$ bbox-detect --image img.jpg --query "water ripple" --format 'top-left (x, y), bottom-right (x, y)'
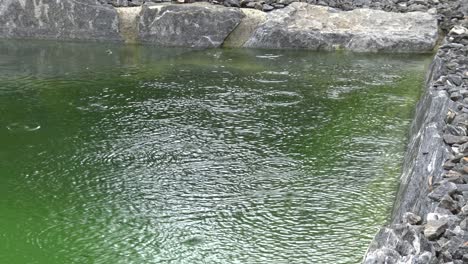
top-left (0, 42), bottom-right (430, 264)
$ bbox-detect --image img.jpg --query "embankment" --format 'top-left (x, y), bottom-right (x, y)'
top-left (363, 26), bottom-right (468, 263)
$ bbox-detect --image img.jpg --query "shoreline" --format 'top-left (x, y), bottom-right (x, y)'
top-left (364, 26), bottom-right (468, 263)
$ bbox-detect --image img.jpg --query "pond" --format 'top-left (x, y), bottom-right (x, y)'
top-left (0, 40), bottom-right (431, 263)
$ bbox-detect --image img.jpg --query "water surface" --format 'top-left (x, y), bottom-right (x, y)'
top-left (0, 40), bottom-right (430, 264)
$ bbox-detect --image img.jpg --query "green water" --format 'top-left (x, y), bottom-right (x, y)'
top-left (0, 40), bottom-right (430, 264)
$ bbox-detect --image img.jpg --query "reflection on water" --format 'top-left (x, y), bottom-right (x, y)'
top-left (0, 40), bottom-right (430, 264)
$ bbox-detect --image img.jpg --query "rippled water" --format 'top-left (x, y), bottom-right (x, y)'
top-left (0, 40), bottom-right (431, 264)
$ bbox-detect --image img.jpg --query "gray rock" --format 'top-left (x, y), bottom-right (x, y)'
top-left (111, 0), bottom-right (129, 6)
top-left (451, 91), bottom-right (463, 101)
top-left (129, 0), bottom-right (143, 6)
top-left (424, 219), bottom-right (449, 240)
top-left (277, 0), bottom-right (294, 5)
top-left (263, 4), bottom-right (275, 11)
top-left (440, 250), bottom-right (453, 262)
top-left (453, 243), bottom-right (468, 260)
top-left (363, 247), bottom-right (400, 264)
top-left (444, 161), bottom-right (456, 170)
top-left (429, 182), bottom-right (458, 201)
top-left (245, 2), bottom-right (257, 8)
top-left (461, 205), bottom-right (468, 215)
top-left (0, 0), bottom-right (122, 42)
top-left (447, 110), bottom-right (457, 124)
top-left (138, 3), bottom-right (244, 48)
top-left (439, 194), bottom-right (460, 213)
top-left (403, 212), bottom-right (423, 225)
top-left (417, 251), bottom-right (435, 263)
top-left (272, 4), bottom-right (285, 8)
top-left (446, 169), bottom-right (463, 177)
top-left (441, 235), bottom-right (464, 255)
top-left (460, 90), bottom-right (468, 97)
top-left (460, 218), bottom-right (468, 231)
top-left (449, 74), bottom-right (464, 86)
top-left (458, 142), bottom-right (468, 153)
top-left (224, 0), bottom-right (240, 7)
top-left (463, 254), bottom-right (468, 262)
top-left (408, 3), bottom-right (428, 12)
top-left (243, 3), bottom-right (438, 52)
top-left (456, 184), bottom-right (468, 192)
top-left (446, 125), bottom-right (467, 137)
top-left (451, 113), bottom-right (468, 127)
top-left (428, 213), bottom-right (462, 231)
top-left (443, 134), bottom-right (468, 145)
top-left (434, 206), bottom-right (453, 215)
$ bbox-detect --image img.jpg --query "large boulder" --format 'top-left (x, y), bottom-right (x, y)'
top-left (243, 2), bottom-right (439, 52)
top-left (0, 0), bottom-right (122, 41)
top-left (138, 3), bottom-right (244, 48)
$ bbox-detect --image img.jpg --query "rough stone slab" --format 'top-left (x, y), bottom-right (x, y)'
top-left (244, 2), bottom-right (439, 52)
top-left (0, 0), bottom-right (122, 42)
top-left (138, 3), bottom-right (244, 48)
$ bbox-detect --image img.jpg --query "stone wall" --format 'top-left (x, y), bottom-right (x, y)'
top-left (101, 0), bottom-right (467, 32)
top-left (0, 1), bottom-right (439, 53)
top-left (363, 25), bottom-right (468, 264)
